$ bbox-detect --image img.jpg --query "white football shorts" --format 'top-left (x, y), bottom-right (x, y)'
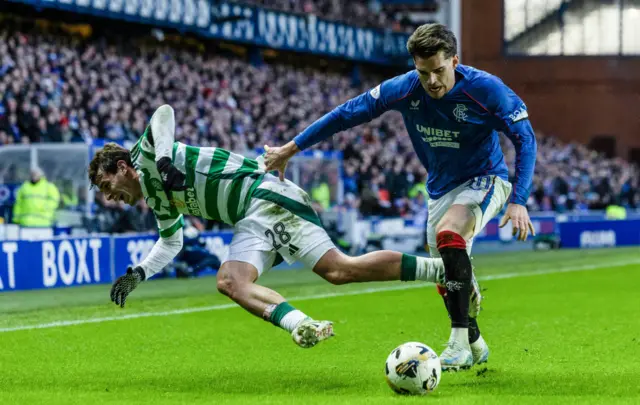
top-left (224, 174), bottom-right (335, 276)
top-left (426, 175), bottom-right (512, 257)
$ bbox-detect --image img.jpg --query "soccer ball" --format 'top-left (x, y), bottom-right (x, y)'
top-left (384, 342), bottom-right (441, 395)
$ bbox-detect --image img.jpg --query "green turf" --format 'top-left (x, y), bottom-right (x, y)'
top-left (1, 247), bottom-right (639, 404)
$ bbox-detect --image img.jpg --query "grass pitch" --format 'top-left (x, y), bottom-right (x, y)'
top-left (1, 247), bottom-right (639, 404)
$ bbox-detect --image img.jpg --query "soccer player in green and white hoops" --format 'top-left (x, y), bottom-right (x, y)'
top-left (89, 104), bottom-right (481, 349)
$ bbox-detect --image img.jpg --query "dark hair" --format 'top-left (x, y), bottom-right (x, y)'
top-left (88, 143), bottom-right (132, 186)
top-left (406, 23), bottom-right (457, 59)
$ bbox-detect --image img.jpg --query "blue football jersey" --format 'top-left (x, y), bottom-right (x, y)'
top-left (294, 64), bottom-right (537, 206)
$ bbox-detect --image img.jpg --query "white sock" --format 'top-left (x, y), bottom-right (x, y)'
top-left (415, 257), bottom-right (444, 283)
top-left (449, 327), bottom-right (470, 346)
top-left (470, 334), bottom-right (486, 350)
top-left (279, 310), bottom-right (308, 333)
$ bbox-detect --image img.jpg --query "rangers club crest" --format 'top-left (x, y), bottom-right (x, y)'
top-left (453, 104), bottom-right (468, 122)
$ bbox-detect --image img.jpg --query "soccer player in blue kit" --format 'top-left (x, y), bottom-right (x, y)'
top-left (264, 23), bottom-right (537, 370)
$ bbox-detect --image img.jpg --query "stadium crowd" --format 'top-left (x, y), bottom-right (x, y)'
top-left (0, 24), bottom-right (638, 234)
top-left (229, 0), bottom-right (437, 33)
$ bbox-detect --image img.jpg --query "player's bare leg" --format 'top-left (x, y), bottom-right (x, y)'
top-left (312, 248), bottom-right (446, 285)
top-left (217, 261), bottom-right (333, 348)
top-left (434, 204), bottom-right (476, 371)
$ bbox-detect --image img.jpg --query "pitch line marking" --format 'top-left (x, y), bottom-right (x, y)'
top-left (1, 258), bottom-right (638, 333)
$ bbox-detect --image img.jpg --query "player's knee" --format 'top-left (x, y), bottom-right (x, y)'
top-left (216, 273), bottom-right (233, 297)
top-left (316, 266), bottom-right (353, 285)
top-left (436, 205), bottom-right (475, 238)
top-left (216, 271), bottom-right (245, 300)
top-left (216, 261), bottom-right (259, 300)
top-left (436, 219), bottom-right (470, 238)
top-left (322, 269), bottom-right (353, 285)
top-left (313, 249), bottom-right (353, 285)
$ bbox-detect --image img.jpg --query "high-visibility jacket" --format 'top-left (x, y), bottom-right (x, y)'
top-left (311, 182), bottom-right (331, 210)
top-left (408, 182), bottom-right (428, 199)
top-left (62, 191), bottom-right (79, 208)
top-left (606, 205), bottom-right (627, 220)
top-left (12, 178), bottom-right (60, 227)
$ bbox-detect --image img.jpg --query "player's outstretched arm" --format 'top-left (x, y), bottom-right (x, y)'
top-left (149, 104), bottom-right (188, 192)
top-left (264, 74), bottom-right (412, 179)
top-left (110, 228), bottom-right (184, 308)
top-left (264, 90), bottom-right (384, 180)
top-left (149, 104), bottom-right (175, 161)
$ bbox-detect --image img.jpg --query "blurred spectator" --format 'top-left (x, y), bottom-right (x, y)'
top-left (3, 113), bottom-right (21, 141)
top-left (122, 199), bottom-right (156, 233)
top-left (89, 191), bottom-right (125, 233)
top-left (310, 173), bottom-right (331, 211)
top-left (342, 164), bottom-right (359, 195)
top-left (408, 172), bottom-right (428, 201)
top-left (88, 192), bottom-right (156, 234)
top-left (12, 167), bottom-right (60, 227)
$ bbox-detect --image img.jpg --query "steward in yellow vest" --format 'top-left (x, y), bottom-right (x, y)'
top-left (12, 168), bottom-right (60, 227)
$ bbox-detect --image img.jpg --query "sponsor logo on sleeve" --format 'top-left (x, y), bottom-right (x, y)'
top-left (509, 104), bottom-right (529, 123)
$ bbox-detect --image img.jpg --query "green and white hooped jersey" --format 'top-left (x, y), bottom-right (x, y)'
top-left (130, 131), bottom-right (265, 237)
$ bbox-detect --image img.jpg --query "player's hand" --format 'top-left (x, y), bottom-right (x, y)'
top-left (110, 266), bottom-right (145, 308)
top-left (499, 203), bottom-right (535, 242)
top-left (263, 142), bottom-right (299, 181)
top-left (156, 157), bottom-right (188, 192)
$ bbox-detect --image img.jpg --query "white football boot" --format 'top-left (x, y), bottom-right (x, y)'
top-left (440, 339), bottom-right (474, 372)
top-left (470, 335), bottom-right (490, 365)
top-left (292, 319), bottom-right (335, 348)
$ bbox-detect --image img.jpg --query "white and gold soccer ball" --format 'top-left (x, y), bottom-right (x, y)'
top-left (384, 342), bottom-right (441, 395)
